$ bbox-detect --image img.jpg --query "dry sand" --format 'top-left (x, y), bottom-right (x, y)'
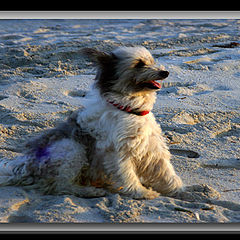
top-left (0, 19), bottom-right (240, 224)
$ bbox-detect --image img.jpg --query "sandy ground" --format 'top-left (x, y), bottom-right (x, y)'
top-left (0, 19), bottom-right (240, 223)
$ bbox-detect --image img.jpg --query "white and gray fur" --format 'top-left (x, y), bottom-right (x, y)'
top-left (0, 46), bottom-right (183, 199)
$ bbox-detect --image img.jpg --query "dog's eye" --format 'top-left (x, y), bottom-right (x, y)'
top-left (135, 60), bottom-right (146, 68)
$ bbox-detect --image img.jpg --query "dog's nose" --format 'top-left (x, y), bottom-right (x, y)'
top-left (159, 70), bottom-right (169, 79)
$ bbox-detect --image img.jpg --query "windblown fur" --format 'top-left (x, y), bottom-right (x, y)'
top-left (0, 46), bottom-right (184, 199)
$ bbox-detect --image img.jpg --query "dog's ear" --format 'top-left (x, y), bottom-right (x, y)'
top-left (81, 48), bottom-right (114, 66)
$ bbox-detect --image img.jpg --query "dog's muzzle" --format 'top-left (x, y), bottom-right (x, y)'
top-left (159, 70), bottom-right (169, 79)
top-left (141, 70), bottom-right (169, 90)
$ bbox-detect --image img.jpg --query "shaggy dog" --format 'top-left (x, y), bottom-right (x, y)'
top-left (0, 46), bottom-right (216, 200)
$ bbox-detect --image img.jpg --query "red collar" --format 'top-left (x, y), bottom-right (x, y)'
top-left (107, 100), bottom-right (150, 116)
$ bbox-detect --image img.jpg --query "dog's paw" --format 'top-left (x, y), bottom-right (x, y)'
top-left (142, 189), bottom-right (160, 200)
top-left (173, 184), bottom-right (220, 202)
top-left (131, 188), bottom-right (160, 200)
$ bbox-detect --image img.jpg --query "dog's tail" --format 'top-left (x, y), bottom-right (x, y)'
top-left (0, 155), bottom-right (33, 186)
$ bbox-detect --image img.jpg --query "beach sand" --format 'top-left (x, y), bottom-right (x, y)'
top-left (0, 19), bottom-right (240, 223)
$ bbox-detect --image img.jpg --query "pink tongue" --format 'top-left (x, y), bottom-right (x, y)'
top-left (151, 80), bottom-right (161, 88)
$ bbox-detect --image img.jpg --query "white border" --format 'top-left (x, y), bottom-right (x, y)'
top-left (0, 11), bottom-right (239, 19)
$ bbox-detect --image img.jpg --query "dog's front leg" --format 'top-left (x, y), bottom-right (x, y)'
top-left (104, 153), bottom-right (159, 200)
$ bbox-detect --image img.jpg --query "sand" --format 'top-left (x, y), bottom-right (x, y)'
top-left (0, 19), bottom-right (240, 224)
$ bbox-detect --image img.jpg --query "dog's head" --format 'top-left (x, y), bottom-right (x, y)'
top-left (81, 46), bottom-right (169, 96)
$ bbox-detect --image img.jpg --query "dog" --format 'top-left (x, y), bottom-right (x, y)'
top-left (0, 46), bottom-right (185, 199)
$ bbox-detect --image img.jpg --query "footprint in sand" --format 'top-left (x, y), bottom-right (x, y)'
top-left (0, 95), bottom-right (8, 101)
top-left (170, 148), bottom-right (200, 159)
top-left (159, 81), bottom-right (213, 97)
top-left (63, 89), bottom-right (87, 98)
